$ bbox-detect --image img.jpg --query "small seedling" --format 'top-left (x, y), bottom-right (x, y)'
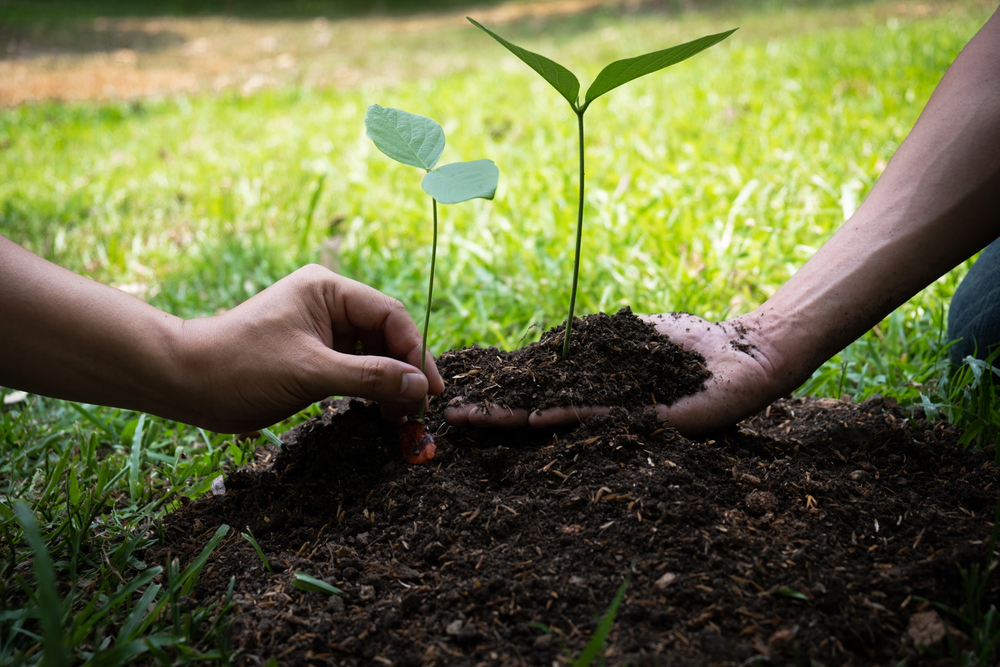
top-left (292, 572), bottom-right (341, 596)
top-left (365, 104), bottom-right (498, 460)
top-left (240, 527), bottom-right (272, 572)
top-left (530, 571), bottom-right (630, 666)
top-left (771, 586), bottom-right (810, 601)
top-left (468, 18), bottom-right (736, 359)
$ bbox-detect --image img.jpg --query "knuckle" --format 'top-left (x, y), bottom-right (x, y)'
top-left (359, 357), bottom-right (387, 396)
top-left (297, 263), bottom-right (332, 291)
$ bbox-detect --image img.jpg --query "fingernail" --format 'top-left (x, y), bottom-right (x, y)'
top-left (400, 372), bottom-right (427, 400)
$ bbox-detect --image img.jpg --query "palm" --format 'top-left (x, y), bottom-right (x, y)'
top-left (637, 313), bottom-right (781, 435)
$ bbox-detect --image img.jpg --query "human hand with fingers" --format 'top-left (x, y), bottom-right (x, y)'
top-left (177, 264), bottom-right (445, 432)
top-left (0, 236), bottom-right (443, 433)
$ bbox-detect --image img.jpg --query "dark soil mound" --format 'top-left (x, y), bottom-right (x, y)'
top-left (147, 392), bottom-right (1000, 666)
top-left (437, 307), bottom-right (711, 412)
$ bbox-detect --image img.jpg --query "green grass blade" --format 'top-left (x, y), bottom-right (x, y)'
top-left (36, 445), bottom-right (72, 507)
top-left (178, 524), bottom-right (231, 598)
top-left (128, 414), bottom-right (146, 502)
top-left (291, 572), bottom-right (341, 595)
top-left (240, 528), bottom-right (272, 572)
top-left (71, 567), bottom-right (162, 643)
top-left (13, 502), bottom-right (68, 667)
top-left (298, 172), bottom-right (327, 256)
top-left (117, 582), bottom-right (162, 642)
top-left (574, 574), bottom-right (629, 666)
top-left (467, 17), bottom-right (580, 109)
top-left (584, 29), bottom-right (738, 107)
top-left (68, 402), bottom-right (117, 442)
top-left (90, 634), bottom-right (184, 666)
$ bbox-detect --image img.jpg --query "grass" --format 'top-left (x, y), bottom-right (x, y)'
top-left (2, 0), bottom-right (999, 662)
top-left (531, 569), bottom-right (630, 666)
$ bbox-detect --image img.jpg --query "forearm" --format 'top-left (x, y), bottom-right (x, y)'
top-left (0, 235), bottom-right (194, 420)
top-left (753, 7), bottom-right (1000, 387)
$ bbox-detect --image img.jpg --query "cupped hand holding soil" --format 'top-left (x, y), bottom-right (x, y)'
top-left (443, 311), bottom-right (791, 436)
top-left (439, 308), bottom-right (796, 436)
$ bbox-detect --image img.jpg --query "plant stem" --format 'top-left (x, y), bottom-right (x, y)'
top-left (418, 198), bottom-right (439, 422)
top-left (562, 109), bottom-right (586, 361)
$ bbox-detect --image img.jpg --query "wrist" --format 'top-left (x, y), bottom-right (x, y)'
top-left (165, 315), bottom-right (223, 428)
top-left (732, 305), bottom-right (817, 401)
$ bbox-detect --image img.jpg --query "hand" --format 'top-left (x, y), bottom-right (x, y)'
top-left (443, 312), bottom-right (789, 437)
top-left (178, 264), bottom-right (444, 432)
top-left (1, 235), bottom-right (441, 432)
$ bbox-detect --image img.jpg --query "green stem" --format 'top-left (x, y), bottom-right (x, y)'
top-left (418, 198), bottom-right (439, 422)
top-left (562, 109), bottom-right (586, 361)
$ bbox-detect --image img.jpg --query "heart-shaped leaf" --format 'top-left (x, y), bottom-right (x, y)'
top-left (365, 104), bottom-right (445, 170)
top-left (467, 17), bottom-right (580, 110)
top-left (422, 159), bottom-right (499, 204)
top-left (584, 28), bottom-right (737, 108)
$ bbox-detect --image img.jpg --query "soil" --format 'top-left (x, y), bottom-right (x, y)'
top-left (145, 310), bottom-right (1000, 666)
top-left (438, 307), bottom-right (711, 412)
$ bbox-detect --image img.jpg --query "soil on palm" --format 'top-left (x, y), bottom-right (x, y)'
top-left (437, 307), bottom-right (712, 412)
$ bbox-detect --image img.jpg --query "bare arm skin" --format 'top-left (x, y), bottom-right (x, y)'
top-left (0, 236), bottom-right (444, 433)
top-left (446, 7), bottom-right (1000, 435)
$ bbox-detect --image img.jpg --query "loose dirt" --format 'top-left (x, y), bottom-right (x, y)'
top-left (146, 311), bottom-right (1000, 666)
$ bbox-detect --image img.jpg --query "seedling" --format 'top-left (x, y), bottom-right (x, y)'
top-left (292, 572), bottom-right (341, 596)
top-left (530, 570), bottom-right (630, 666)
top-left (468, 18), bottom-right (736, 359)
top-left (365, 105), bottom-right (498, 459)
top-left (240, 527), bottom-right (272, 572)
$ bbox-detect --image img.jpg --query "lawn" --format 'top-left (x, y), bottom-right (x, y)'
top-left (1, 0), bottom-right (998, 663)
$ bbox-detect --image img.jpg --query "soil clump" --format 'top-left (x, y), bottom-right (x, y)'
top-left (146, 313), bottom-right (1000, 666)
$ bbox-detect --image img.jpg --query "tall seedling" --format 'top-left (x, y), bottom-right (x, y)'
top-left (365, 105), bottom-right (499, 425)
top-left (468, 18), bottom-right (737, 360)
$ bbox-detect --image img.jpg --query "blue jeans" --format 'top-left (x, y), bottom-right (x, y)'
top-left (948, 237), bottom-right (1000, 364)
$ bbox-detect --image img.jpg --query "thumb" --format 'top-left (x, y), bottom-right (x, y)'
top-left (319, 352), bottom-right (430, 404)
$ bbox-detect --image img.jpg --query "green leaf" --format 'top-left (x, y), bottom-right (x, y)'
top-left (574, 573), bottom-right (629, 666)
top-left (772, 587), bottom-right (809, 601)
top-left (584, 28), bottom-right (737, 107)
top-left (422, 159), bottom-right (499, 204)
top-left (178, 524), bottom-right (230, 598)
top-left (14, 502), bottom-right (68, 667)
top-left (260, 427), bottom-right (283, 449)
top-left (467, 17), bottom-right (580, 110)
top-left (292, 572), bottom-right (341, 595)
top-left (241, 528), bottom-right (272, 572)
top-left (128, 413), bottom-right (145, 502)
top-left (365, 104), bottom-right (445, 170)
top-left (68, 467), bottom-right (80, 507)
